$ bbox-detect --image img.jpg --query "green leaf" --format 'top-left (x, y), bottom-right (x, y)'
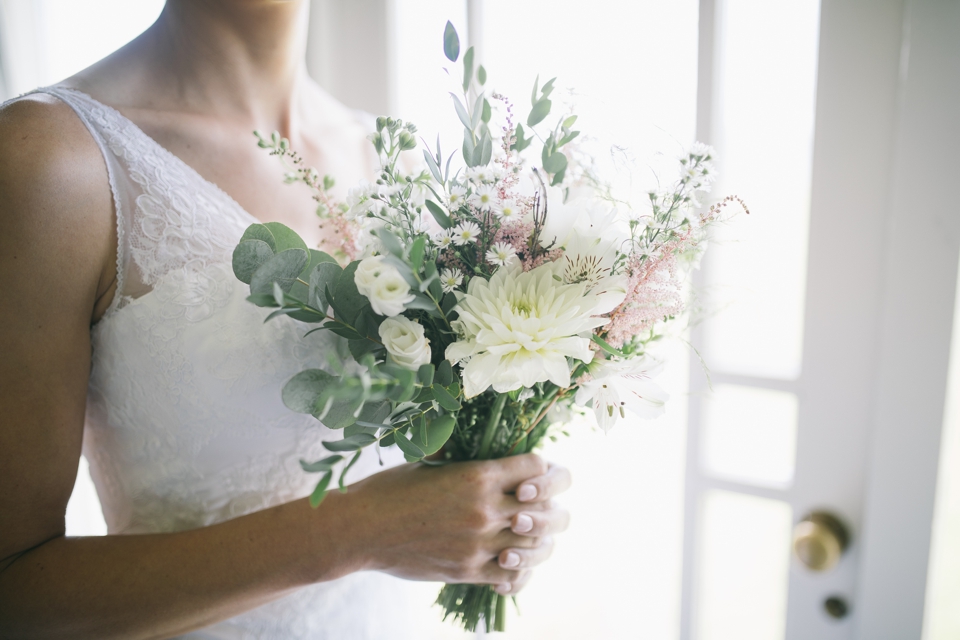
top-left (332, 261), bottom-right (365, 325)
top-left (441, 292), bottom-right (459, 314)
top-left (433, 384), bottom-right (462, 411)
top-left (424, 261), bottom-right (443, 299)
top-left (246, 293), bottom-right (280, 308)
top-left (308, 261), bottom-right (343, 312)
top-left (413, 387), bottom-right (434, 403)
top-left (300, 454), bottom-right (343, 473)
top-left (479, 132), bottom-right (493, 166)
top-left (282, 369), bottom-right (337, 414)
top-left (379, 432), bottom-right (396, 447)
top-left (550, 166), bottom-right (567, 186)
top-left (411, 414), bottom-right (456, 456)
top-left (541, 77), bottom-right (557, 99)
top-left (462, 46), bottom-right (474, 92)
top-left (417, 363), bottom-right (435, 387)
top-left (462, 128), bottom-right (477, 167)
top-left (409, 235), bottom-right (427, 271)
top-left (374, 227), bottom-right (404, 258)
top-left (357, 400), bottom-right (391, 427)
top-left (308, 470), bottom-right (334, 508)
top-left (481, 98), bottom-right (492, 123)
top-left (262, 221), bottom-right (309, 252)
top-left (477, 65), bottom-right (487, 85)
top-left (395, 432), bottom-right (425, 459)
top-left (423, 150), bottom-right (443, 184)
top-left (443, 20), bottom-right (460, 62)
top-left (471, 93), bottom-right (484, 131)
top-left (250, 248), bottom-right (309, 295)
top-left (239, 224), bottom-right (277, 252)
top-left (543, 151), bottom-right (568, 175)
top-left (436, 360), bottom-right (454, 387)
top-left (424, 200), bottom-right (452, 229)
top-left (531, 75), bottom-right (539, 107)
top-left (527, 99), bottom-right (552, 127)
top-left (233, 239), bottom-right (275, 284)
top-left (322, 433), bottom-right (377, 452)
top-left (348, 337), bottom-right (380, 360)
top-left (323, 321), bottom-right (363, 341)
top-left (339, 450), bottom-right (363, 493)
top-left (451, 94), bottom-right (472, 131)
top-left (591, 333), bottom-right (628, 358)
top-left (558, 130), bottom-right (581, 148)
top-left (562, 115), bottom-right (578, 129)
top-left (272, 282), bottom-right (285, 307)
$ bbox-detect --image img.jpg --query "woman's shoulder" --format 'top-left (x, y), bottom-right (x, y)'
top-left (0, 92), bottom-right (117, 318)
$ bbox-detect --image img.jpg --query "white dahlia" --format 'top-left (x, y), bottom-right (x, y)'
top-left (445, 262), bottom-right (610, 398)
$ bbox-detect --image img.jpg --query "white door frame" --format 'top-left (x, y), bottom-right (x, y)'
top-left (680, 1), bottom-right (960, 639)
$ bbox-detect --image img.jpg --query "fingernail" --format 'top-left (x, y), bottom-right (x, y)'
top-left (495, 582), bottom-right (511, 594)
top-left (517, 484), bottom-right (537, 502)
top-left (513, 513), bottom-right (533, 533)
top-left (501, 551), bottom-right (520, 568)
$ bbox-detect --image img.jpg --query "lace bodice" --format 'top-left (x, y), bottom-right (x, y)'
top-left (25, 86), bottom-right (417, 639)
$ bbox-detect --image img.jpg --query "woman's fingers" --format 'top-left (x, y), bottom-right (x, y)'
top-left (495, 569), bottom-right (532, 595)
top-left (513, 462), bottom-right (572, 503)
top-left (510, 503), bottom-right (570, 537)
top-left (498, 536), bottom-right (555, 571)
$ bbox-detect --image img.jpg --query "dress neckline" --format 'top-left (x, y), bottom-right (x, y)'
top-left (52, 85), bottom-right (261, 228)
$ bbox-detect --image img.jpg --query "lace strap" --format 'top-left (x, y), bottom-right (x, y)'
top-left (29, 86), bottom-right (127, 318)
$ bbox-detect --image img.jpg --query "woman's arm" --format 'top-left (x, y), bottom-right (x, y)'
top-left (0, 97), bottom-right (571, 640)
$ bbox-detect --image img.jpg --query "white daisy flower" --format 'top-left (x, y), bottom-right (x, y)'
top-left (453, 221), bottom-right (481, 245)
top-left (469, 185), bottom-right (497, 211)
top-left (446, 186), bottom-right (468, 209)
top-left (496, 199), bottom-right (520, 220)
top-left (440, 268), bottom-right (464, 293)
top-left (434, 229), bottom-right (456, 249)
top-left (486, 242), bottom-right (517, 267)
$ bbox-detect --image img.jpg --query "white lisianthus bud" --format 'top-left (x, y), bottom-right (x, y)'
top-left (379, 316), bottom-right (432, 370)
top-left (354, 256), bottom-right (416, 317)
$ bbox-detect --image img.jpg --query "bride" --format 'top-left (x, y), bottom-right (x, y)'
top-left (0, 1), bottom-right (572, 637)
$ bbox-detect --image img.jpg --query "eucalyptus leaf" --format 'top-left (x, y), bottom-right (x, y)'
top-left (232, 239), bottom-right (275, 284)
top-left (339, 449), bottom-right (363, 492)
top-left (322, 433), bottom-right (378, 452)
top-left (332, 261), bottom-right (365, 326)
top-left (543, 151), bottom-right (568, 175)
top-left (246, 293), bottom-right (280, 308)
top-left (477, 65), bottom-right (487, 85)
top-left (417, 363), bottom-right (435, 387)
top-left (395, 433), bottom-right (425, 459)
top-left (411, 414), bottom-right (456, 456)
top-left (300, 454), bottom-right (343, 473)
top-left (409, 235), bottom-right (427, 271)
top-left (562, 115), bottom-right (578, 129)
top-left (357, 400), bottom-right (391, 427)
top-left (471, 93), bottom-right (483, 131)
top-left (462, 128), bottom-right (477, 167)
top-left (348, 337), bottom-right (381, 360)
top-left (424, 200), bottom-right (452, 229)
top-left (527, 99), bottom-right (552, 127)
top-left (443, 20), bottom-right (460, 62)
top-left (250, 248), bottom-right (309, 295)
top-left (306, 261), bottom-right (342, 312)
top-left (481, 98), bottom-right (491, 124)
top-left (451, 94), bottom-right (472, 131)
top-left (239, 224), bottom-right (277, 252)
top-left (436, 360), bottom-right (454, 387)
top-left (433, 384), bottom-right (462, 411)
top-left (423, 150), bottom-right (443, 184)
top-left (479, 132), bottom-right (493, 166)
top-left (308, 470), bottom-right (333, 508)
top-left (462, 46), bottom-right (474, 91)
top-left (374, 227), bottom-right (404, 258)
top-left (262, 221), bottom-right (309, 253)
top-left (282, 369), bottom-right (336, 415)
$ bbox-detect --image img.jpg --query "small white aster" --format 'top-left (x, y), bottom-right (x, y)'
top-left (440, 268), bottom-right (464, 293)
top-left (486, 242), bottom-right (517, 266)
top-left (446, 185), bottom-right (467, 209)
top-left (469, 185), bottom-right (498, 211)
top-left (496, 199), bottom-right (520, 220)
top-left (434, 230), bottom-right (456, 249)
top-left (453, 221), bottom-right (481, 245)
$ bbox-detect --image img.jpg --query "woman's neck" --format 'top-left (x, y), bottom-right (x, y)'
top-left (137, 0), bottom-right (310, 132)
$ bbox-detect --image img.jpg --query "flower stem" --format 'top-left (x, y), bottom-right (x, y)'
top-left (477, 393), bottom-right (507, 460)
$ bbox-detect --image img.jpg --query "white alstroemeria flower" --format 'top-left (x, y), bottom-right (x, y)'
top-left (354, 256), bottom-right (415, 317)
top-left (453, 222), bottom-right (481, 246)
top-left (445, 261), bottom-right (610, 398)
top-left (470, 185), bottom-right (498, 211)
top-left (574, 356), bottom-right (668, 432)
top-left (560, 233), bottom-right (629, 314)
top-left (446, 185), bottom-right (468, 209)
top-left (496, 199), bottom-right (521, 221)
top-left (486, 242), bottom-right (517, 267)
top-left (434, 229), bottom-right (456, 249)
top-left (379, 316), bottom-right (432, 371)
top-left (344, 181), bottom-right (383, 220)
top-left (440, 268), bottom-right (463, 293)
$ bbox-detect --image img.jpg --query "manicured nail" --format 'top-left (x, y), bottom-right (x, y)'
top-left (502, 551), bottom-right (520, 568)
top-left (495, 582), bottom-right (512, 594)
top-left (517, 484), bottom-right (537, 502)
top-left (513, 513), bottom-right (533, 533)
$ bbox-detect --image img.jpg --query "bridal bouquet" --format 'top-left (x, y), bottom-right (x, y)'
top-left (232, 22), bottom-right (741, 633)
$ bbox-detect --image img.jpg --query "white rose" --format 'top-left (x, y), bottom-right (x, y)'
top-left (379, 316), bottom-right (432, 370)
top-left (354, 256), bottom-right (415, 317)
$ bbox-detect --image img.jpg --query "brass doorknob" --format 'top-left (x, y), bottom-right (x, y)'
top-left (792, 511), bottom-right (850, 572)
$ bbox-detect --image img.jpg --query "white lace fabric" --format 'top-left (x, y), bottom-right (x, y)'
top-left (19, 86), bottom-right (415, 639)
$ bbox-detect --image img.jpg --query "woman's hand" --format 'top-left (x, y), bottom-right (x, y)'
top-left (335, 453), bottom-right (571, 595)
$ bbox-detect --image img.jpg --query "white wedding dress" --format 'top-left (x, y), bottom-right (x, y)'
top-left (22, 86), bottom-right (419, 639)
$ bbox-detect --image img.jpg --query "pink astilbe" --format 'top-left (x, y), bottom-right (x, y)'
top-left (604, 243), bottom-right (685, 348)
top-left (317, 215), bottom-right (360, 263)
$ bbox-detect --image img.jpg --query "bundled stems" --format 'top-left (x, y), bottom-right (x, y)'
top-left (477, 393), bottom-right (508, 459)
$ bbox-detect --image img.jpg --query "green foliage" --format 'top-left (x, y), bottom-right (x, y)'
top-left (443, 21), bottom-right (460, 62)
